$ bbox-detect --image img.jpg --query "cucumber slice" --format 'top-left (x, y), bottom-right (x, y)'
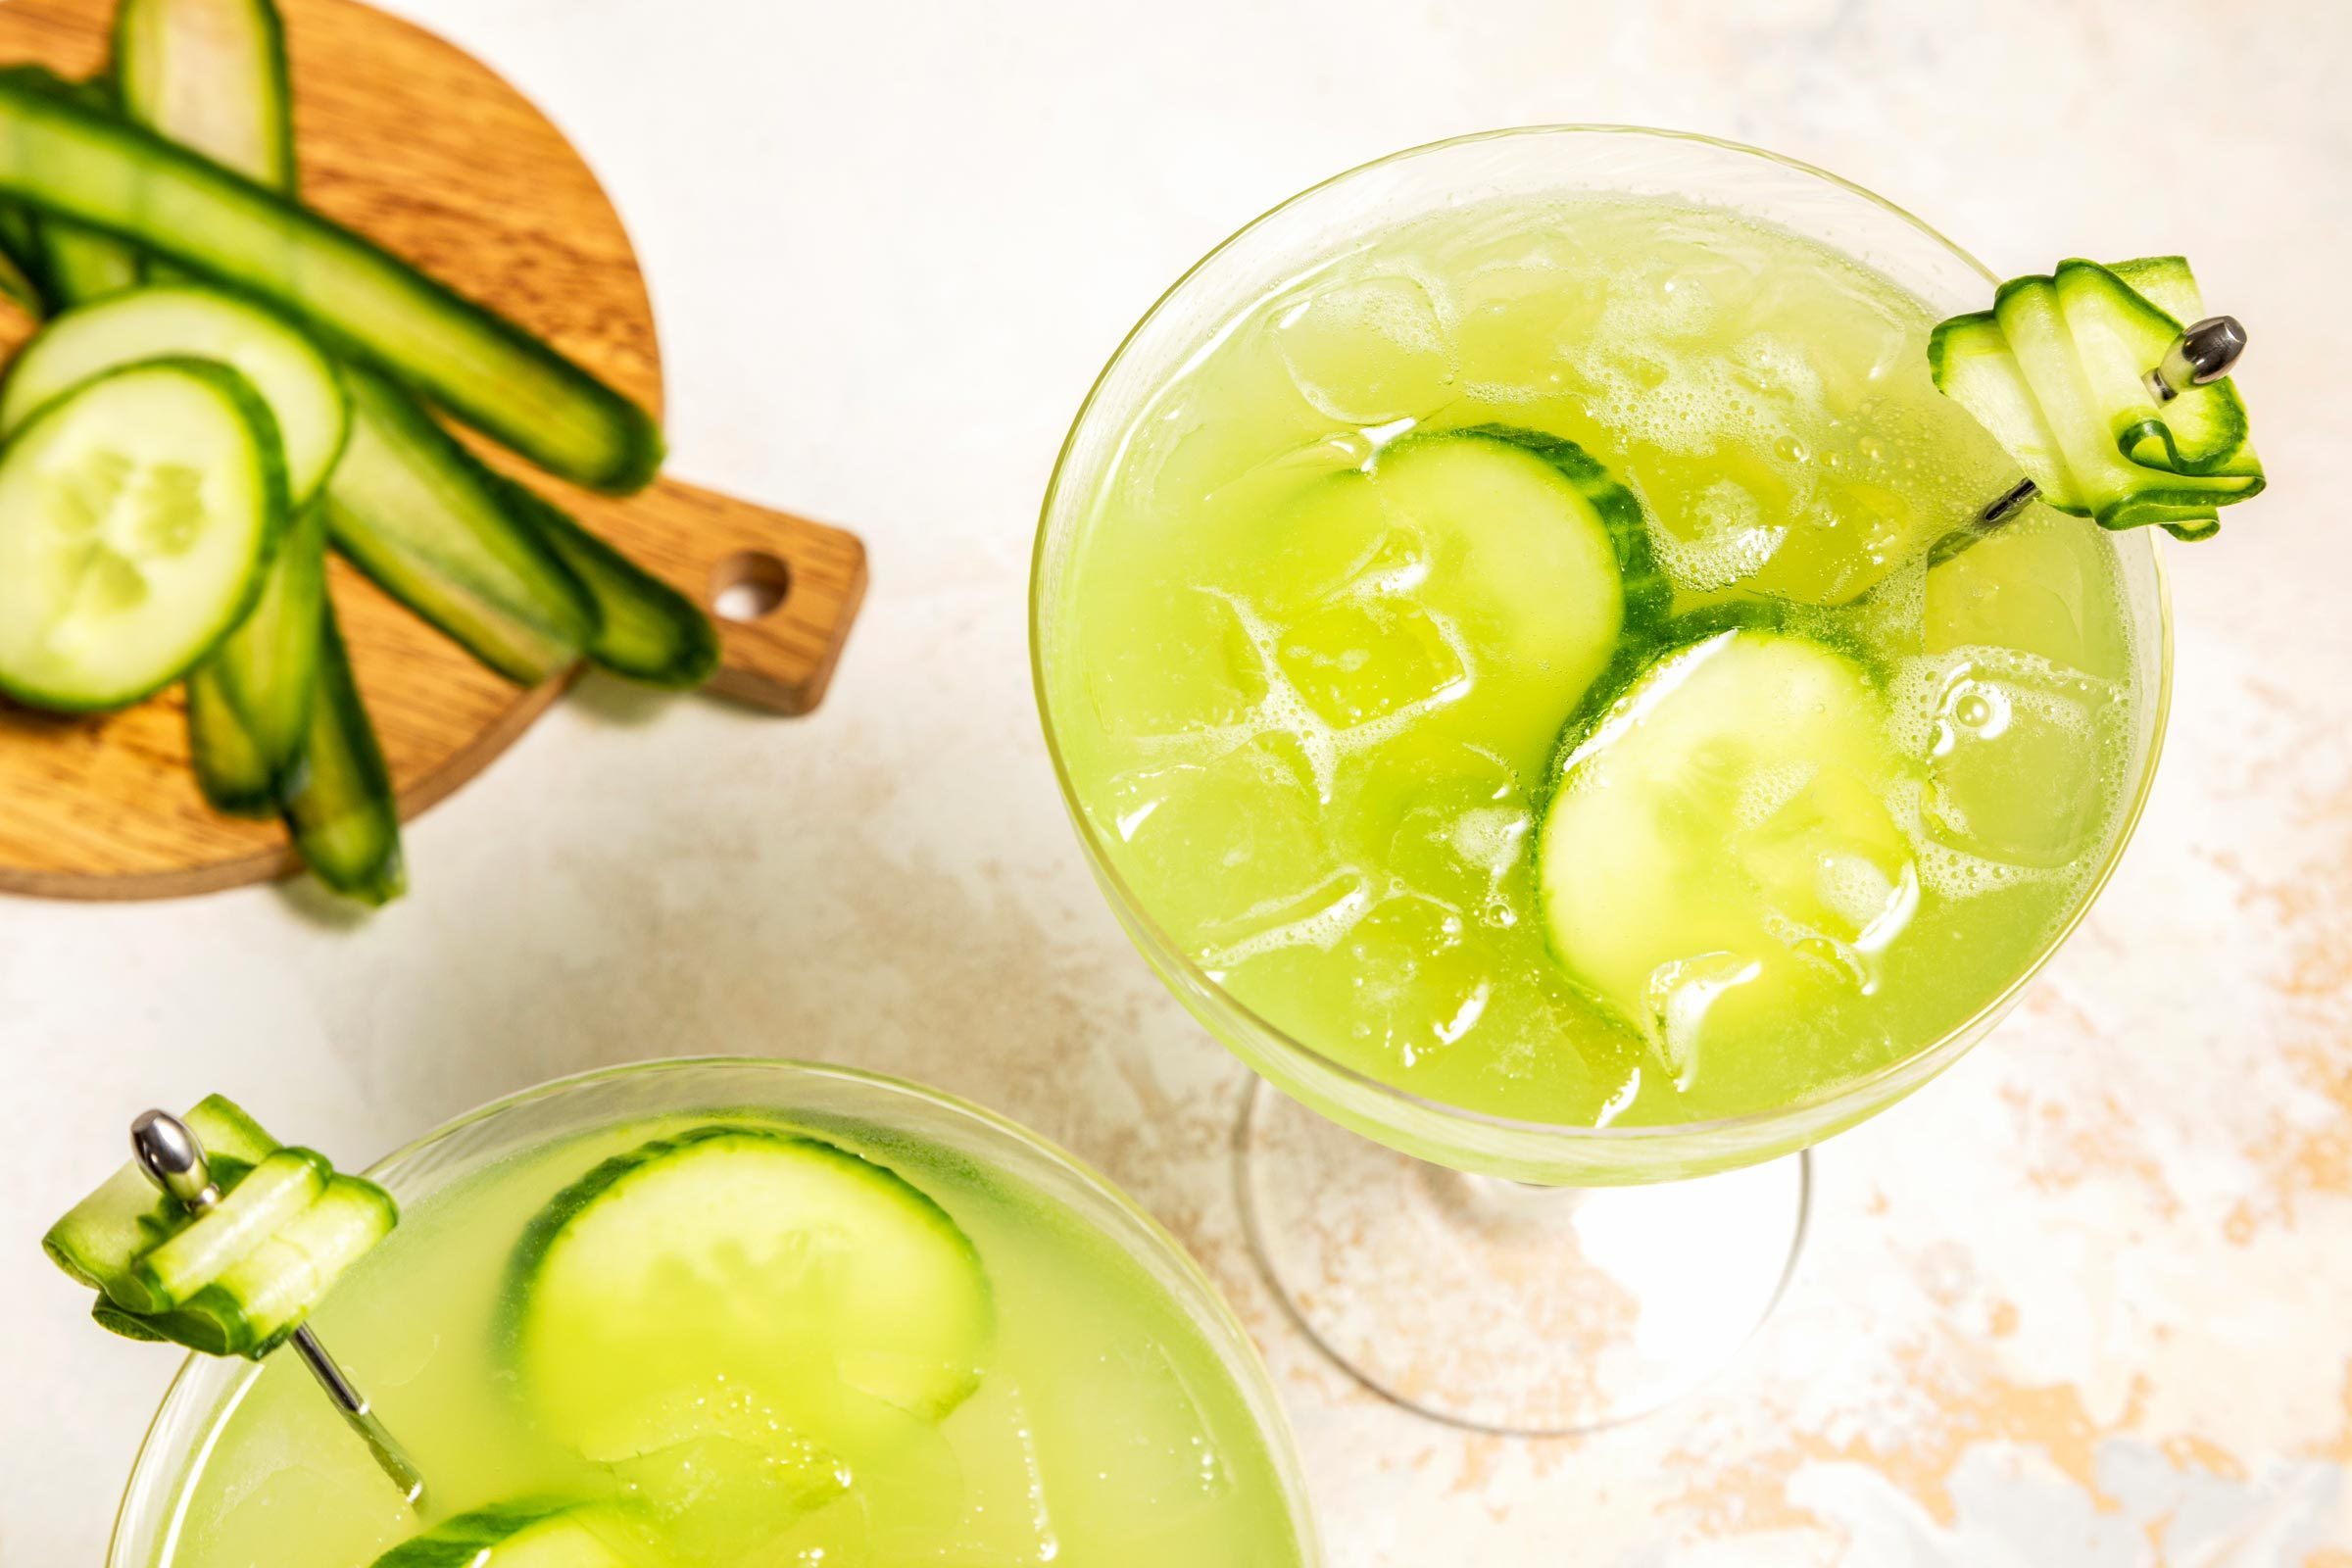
top-left (42, 1094), bottom-right (277, 1296)
top-left (37, 210), bottom-right (142, 307)
top-left (501, 1126), bottom-right (992, 1469)
top-left (1382, 425), bottom-right (1669, 664)
top-left (1536, 628), bottom-right (1917, 1085)
top-left (188, 500), bottom-right (327, 813)
top-left (114, 1145), bottom-right (327, 1314)
top-left (186, 660), bottom-right (276, 813)
top-left (328, 367), bottom-right (597, 684)
top-left (487, 472), bottom-right (718, 687)
top-left (0, 220), bottom-right (42, 311)
top-left (0, 73), bottom-right (662, 492)
top-left (0, 70), bottom-right (143, 309)
top-left (370, 1500), bottom-right (662, 1568)
top-left (0, 202), bottom-right (42, 291)
top-left (115, 0), bottom-right (293, 192)
top-left (0, 357), bottom-right (286, 711)
top-left (282, 597), bottom-right (406, 905)
top-left (1263, 425), bottom-right (1665, 768)
top-left (0, 285), bottom-right (351, 505)
top-left (181, 1173), bottom-right (398, 1357)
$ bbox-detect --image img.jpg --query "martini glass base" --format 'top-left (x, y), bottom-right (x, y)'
top-left (1236, 1078), bottom-right (1811, 1435)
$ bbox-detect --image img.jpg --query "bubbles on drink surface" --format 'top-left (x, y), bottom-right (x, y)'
top-left (1052, 193), bottom-right (2141, 1128)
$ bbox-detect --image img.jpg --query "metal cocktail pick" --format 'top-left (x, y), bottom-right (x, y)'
top-left (129, 1109), bottom-right (428, 1510)
top-left (1968, 316), bottom-right (2250, 532)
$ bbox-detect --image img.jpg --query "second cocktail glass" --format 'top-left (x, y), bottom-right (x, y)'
top-left (1033, 127), bottom-right (2172, 1433)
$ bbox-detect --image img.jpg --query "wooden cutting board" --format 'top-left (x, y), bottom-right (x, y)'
top-left (0, 0), bottom-right (866, 901)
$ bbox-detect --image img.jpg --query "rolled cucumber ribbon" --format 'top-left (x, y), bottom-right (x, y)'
top-left (1930, 256), bottom-right (2263, 541)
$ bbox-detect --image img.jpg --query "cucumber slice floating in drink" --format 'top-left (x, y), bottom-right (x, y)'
top-left (1535, 627), bottom-right (1919, 1090)
top-left (501, 1126), bottom-right (992, 1476)
top-left (368, 1499), bottom-right (663, 1568)
top-left (1245, 425), bottom-right (1665, 772)
top-left (0, 357), bottom-right (286, 711)
top-left (1930, 256), bottom-right (2263, 540)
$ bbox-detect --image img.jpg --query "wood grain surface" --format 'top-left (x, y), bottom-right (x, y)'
top-left (0, 0), bottom-right (865, 902)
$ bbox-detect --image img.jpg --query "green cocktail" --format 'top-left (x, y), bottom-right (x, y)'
top-left (1045, 192), bottom-right (2143, 1134)
top-left (102, 1062), bottom-right (1316, 1567)
top-left (1034, 128), bottom-right (2189, 1430)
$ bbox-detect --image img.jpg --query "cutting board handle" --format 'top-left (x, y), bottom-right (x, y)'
top-left (619, 476), bottom-right (868, 714)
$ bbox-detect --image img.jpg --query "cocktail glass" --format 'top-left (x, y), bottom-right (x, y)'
top-left (1032, 126), bottom-right (2171, 1434)
top-left (105, 1057), bottom-right (1322, 1566)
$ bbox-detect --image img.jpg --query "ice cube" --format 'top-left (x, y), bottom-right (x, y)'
top-left (1924, 508), bottom-right (2133, 681)
top-left (1272, 270), bottom-right (1457, 425)
top-left (1455, 260), bottom-right (1606, 399)
top-left (1105, 731), bottom-right (1334, 944)
top-left (878, 1379), bottom-right (1059, 1566)
top-left (1379, 752), bottom-right (1533, 929)
top-left (1340, 887), bottom-right (1497, 1069)
top-left (1032, 1339), bottom-right (1231, 1548)
top-left (1736, 761), bottom-right (1918, 958)
top-left (1898, 649), bottom-right (2122, 871)
top-left (1274, 595), bottom-right (1470, 731)
top-left (1649, 473), bottom-right (1787, 592)
top-left (610, 1433), bottom-right (849, 1562)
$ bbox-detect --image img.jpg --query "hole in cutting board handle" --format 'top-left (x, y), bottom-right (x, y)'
top-left (710, 549), bottom-right (793, 622)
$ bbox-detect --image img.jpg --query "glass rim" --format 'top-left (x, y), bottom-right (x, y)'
top-left (1029, 122), bottom-right (2178, 1151)
top-left (108, 1054), bottom-right (1322, 1567)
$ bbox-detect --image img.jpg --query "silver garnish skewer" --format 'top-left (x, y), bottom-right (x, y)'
top-left (130, 1109), bottom-right (427, 1510)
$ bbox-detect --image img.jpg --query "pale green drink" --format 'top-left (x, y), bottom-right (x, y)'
top-left (1044, 193), bottom-right (2143, 1131)
top-left (120, 1066), bottom-right (1311, 1568)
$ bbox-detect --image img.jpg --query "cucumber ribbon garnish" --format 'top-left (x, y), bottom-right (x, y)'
top-left (42, 1096), bottom-right (425, 1506)
top-left (1930, 256), bottom-right (2263, 540)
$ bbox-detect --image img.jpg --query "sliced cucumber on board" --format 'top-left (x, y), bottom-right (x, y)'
top-left (1536, 628), bottom-right (1916, 1087)
top-left (328, 366), bottom-right (597, 684)
top-left (282, 597), bottom-right (407, 905)
top-left (0, 231), bottom-right (41, 312)
top-left (185, 659), bottom-right (276, 814)
top-left (370, 1500), bottom-right (661, 1568)
top-left (0, 357), bottom-right (286, 711)
top-left (500, 1127), bottom-right (992, 1470)
top-left (0, 284), bottom-right (351, 504)
top-left (0, 72), bottom-right (662, 491)
top-left (0, 69), bottom-right (142, 309)
top-left (1930, 257), bottom-right (2262, 539)
top-left (115, 0), bottom-right (294, 191)
top-left (102, 11), bottom-right (406, 885)
top-left (0, 202), bottom-right (43, 293)
top-left (188, 501), bottom-right (327, 813)
top-left (487, 472), bottom-right (718, 688)
top-left (34, 201), bottom-right (142, 307)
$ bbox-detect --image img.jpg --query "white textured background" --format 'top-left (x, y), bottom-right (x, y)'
top-left (6, 1), bottom-right (2350, 1563)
